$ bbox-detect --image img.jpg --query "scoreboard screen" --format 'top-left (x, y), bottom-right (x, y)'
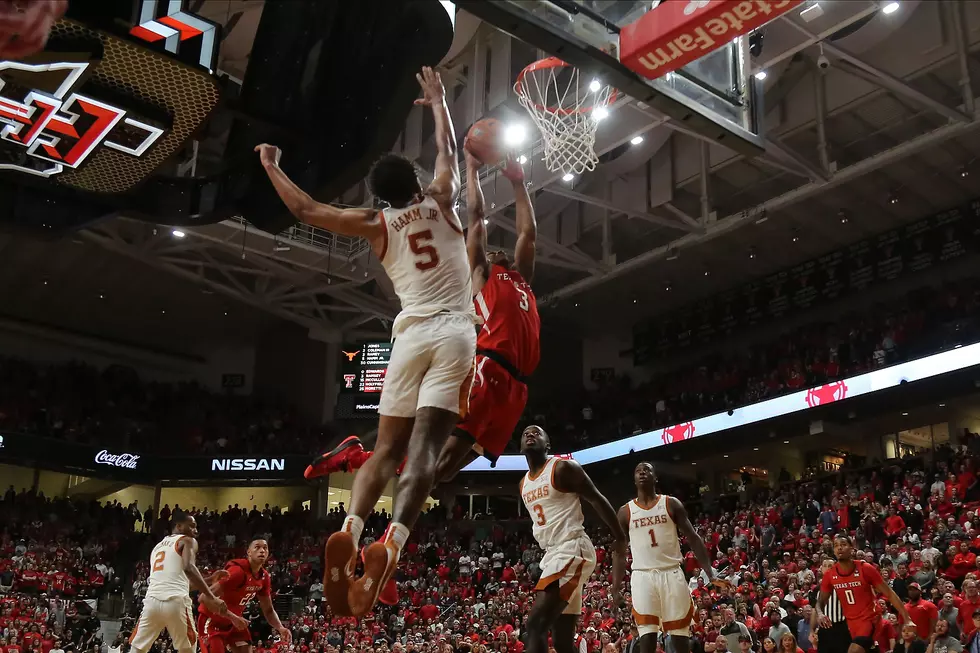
top-left (335, 343), bottom-right (392, 418)
top-left (338, 342), bottom-right (393, 394)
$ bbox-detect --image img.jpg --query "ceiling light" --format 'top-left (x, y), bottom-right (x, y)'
top-left (792, 234), bottom-right (799, 243)
top-left (755, 71), bottom-right (767, 81)
top-left (503, 124), bottom-right (527, 146)
top-left (223, 312), bottom-right (228, 316)
top-left (633, 299), bottom-right (637, 304)
top-left (753, 447), bottom-right (759, 451)
top-left (630, 135), bottom-right (644, 145)
top-left (593, 106), bottom-right (609, 121)
top-left (172, 229), bottom-right (186, 238)
top-left (692, 462), bottom-right (696, 465)
top-left (483, 218), bottom-right (489, 225)
top-left (749, 249), bottom-right (757, 259)
top-left (783, 440), bottom-right (789, 444)
top-left (42, 280), bottom-right (48, 285)
top-left (902, 412), bottom-right (909, 416)
top-left (889, 194), bottom-right (899, 205)
top-left (703, 270), bottom-right (710, 277)
top-left (517, 155), bottom-right (528, 164)
top-left (940, 403), bottom-right (946, 407)
top-left (723, 454), bottom-right (729, 458)
top-left (99, 294), bottom-right (104, 299)
top-left (589, 79), bottom-right (601, 93)
top-left (882, 2), bottom-right (899, 14)
top-left (574, 303), bottom-right (579, 307)
top-left (665, 283), bottom-right (672, 291)
top-left (562, 173), bottom-right (575, 182)
top-left (961, 169), bottom-right (969, 178)
top-left (800, 3), bottom-right (824, 22)
top-left (161, 310), bottom-right (166, 315)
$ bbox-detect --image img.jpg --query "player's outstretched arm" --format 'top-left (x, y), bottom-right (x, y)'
top-left (464, 150), bottom-right (490, 291)
top-left (502, 158), bottom-right (536, 284)
top-left (555, 460), bottom-right (628, 597)
top-left (415, 67), bottom-right (459, 207)
top-left (177, 538), bottom-right (225, 614)
top-left (873, 577), bottom-right (915, 626)
top-left (255, 144), bottom-right (383, 241)
top-left (668, 497), bottom-right (724, 588)
top-left (258, 594), bottom-right (292, 644)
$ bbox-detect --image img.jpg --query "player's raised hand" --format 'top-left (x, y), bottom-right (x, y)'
top-left (501, 155), bottom-right (525, 182)
top-left (255, 143), bottom-right (281, 168)
top-left (414, 66), bottom-right (445, 106)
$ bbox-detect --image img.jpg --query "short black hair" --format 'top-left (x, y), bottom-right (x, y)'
top-left (834, 534), bottom-right (853, 545)
top-left (368, 154), bottom-right (419, 207)
top-left (173, 511), bottom-right (193, 525)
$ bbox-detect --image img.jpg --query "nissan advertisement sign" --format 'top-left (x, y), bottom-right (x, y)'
top-left (0, 433), bottom-right (307, 482)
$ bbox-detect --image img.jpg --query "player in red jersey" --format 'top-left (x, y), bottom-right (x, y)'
top-left (306, 151), bottom-right (539, 480)
top-left (816, 535), bottom-right (914, 653)
top-left (198, 539), bottom-right (291, 653)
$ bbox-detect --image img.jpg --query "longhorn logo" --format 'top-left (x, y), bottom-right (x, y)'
top-left (342, 350), bottom-right (360, 362)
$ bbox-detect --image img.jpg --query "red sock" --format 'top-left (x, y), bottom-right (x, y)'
top-left (348, 449), bottom-right (374, 470)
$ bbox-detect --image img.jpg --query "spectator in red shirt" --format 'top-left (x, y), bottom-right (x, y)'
top-left (904, 583), bottom-right (939, 640)
top-left (419, 599), bottom-right (440, 623)
top-left (957, 580), bottom-right (980, 637)
top-left (885, 508), bottom-right (907, 543)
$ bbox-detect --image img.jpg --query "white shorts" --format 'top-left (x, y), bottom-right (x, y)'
top-left (379, 313), bottom-right (476, 418)
top-left (130, 596), bottom-right (196, 652)
top-left (630, 567), bottom-right (695, 637)
top-left (535, 536), bottom-right (596, 615)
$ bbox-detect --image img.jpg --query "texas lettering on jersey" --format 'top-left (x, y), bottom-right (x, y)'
top-left (631, 514), bottom-right (670, 529)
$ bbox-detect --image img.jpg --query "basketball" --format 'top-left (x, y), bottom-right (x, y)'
top-left (464, 118), bottom-right (505, 166)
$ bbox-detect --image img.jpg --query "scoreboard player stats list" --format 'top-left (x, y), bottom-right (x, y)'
top-left (339, 342), bottom-right (392, 393)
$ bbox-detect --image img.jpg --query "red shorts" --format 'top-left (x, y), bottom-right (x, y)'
top-left (456, 354), bottom-right (528, 460)
top-left (198, 614), bottom-right (251, 653)
top-left (846, 617), bottom-right (876, 651)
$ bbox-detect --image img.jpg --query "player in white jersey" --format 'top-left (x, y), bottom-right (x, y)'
top-left (618, 463), bottom-right (728, 653)
top-left (519, 426), bottom-right (627, 653)
top-left (130, 513), bottom-right (242, 653)
top-left (256, 66), bottom-right (475, 617)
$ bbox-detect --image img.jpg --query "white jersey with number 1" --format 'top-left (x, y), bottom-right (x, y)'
top-left (628, 495), bottom-right (683, 571)
top-left (379, 195), bottom-right (475, 337)
top-left (145, 534), bottom-right (190, 600)
top-left (627, 495), bottom-right (695, 638)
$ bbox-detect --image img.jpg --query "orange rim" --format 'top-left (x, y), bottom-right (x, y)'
top-left (514, 57), bottom-right (618, 116)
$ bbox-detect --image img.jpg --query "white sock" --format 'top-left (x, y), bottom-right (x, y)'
top-left (384, 521), bottom-right (410, 551)
top-left (342, 515), bottom-right (364, 544)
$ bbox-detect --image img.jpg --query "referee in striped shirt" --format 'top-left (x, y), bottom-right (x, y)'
top-left (812, 560), bottom-right (851, 653)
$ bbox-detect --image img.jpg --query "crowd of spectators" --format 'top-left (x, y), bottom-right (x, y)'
top-left (0, 359), bottom-right (342, 456)
top-left (526, 278), bottom-right (980, 452)
top-left (4, 444), bottom-right (980, 653)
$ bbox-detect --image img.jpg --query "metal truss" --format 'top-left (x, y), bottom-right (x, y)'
top-left (81, 217), bottom-right (398, 342)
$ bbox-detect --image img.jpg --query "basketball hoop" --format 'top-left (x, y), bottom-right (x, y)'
top-left (514, 57), bottom-right (617, 176)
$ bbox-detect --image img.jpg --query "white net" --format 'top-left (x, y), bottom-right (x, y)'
top-left (515, 58), bottom-right (615, 175)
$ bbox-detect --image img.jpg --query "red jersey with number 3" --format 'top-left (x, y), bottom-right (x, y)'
top-left (821, 561), bottom-right (884, 624)
top-left (474, 264), bottom-right (540, 376)
top-left (199, 559), bottom-right (270, 624)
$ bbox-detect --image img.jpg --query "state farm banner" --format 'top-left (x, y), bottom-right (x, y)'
top-left (619, 0), bottom-right (804, 80)
top-left (0, 433), bottom-right (309, 483)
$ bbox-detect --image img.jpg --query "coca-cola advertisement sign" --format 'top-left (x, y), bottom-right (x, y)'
top-left (94, 450), bottom-right (140, 469)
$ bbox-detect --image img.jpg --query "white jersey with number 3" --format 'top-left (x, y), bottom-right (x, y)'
top-left (521, 457), bottom-right (586, 550)
top-left (628, 496), bottom-right (683, 571)
top-left (379, 196), bottom-right (474, 336)
top-left (145, 534), bottom-right (190, 600)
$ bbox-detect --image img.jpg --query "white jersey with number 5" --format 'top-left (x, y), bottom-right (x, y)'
top-left (520, 457), bottom-right (586, 549)
top-left (145, 534), bottom-right (190, 600)
top-left (379, 196), bottom-right (475, 336)
top-left (628, 496), bottom-right (683, 571)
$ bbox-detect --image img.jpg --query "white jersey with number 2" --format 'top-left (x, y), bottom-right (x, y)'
top-left (145, 534), bottom-right (190, 600)
top-left (379, 196), bottom-right (475, 336)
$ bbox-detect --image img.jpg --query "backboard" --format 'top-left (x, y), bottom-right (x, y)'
top-left (458, 0), bottom-right (771, 155)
